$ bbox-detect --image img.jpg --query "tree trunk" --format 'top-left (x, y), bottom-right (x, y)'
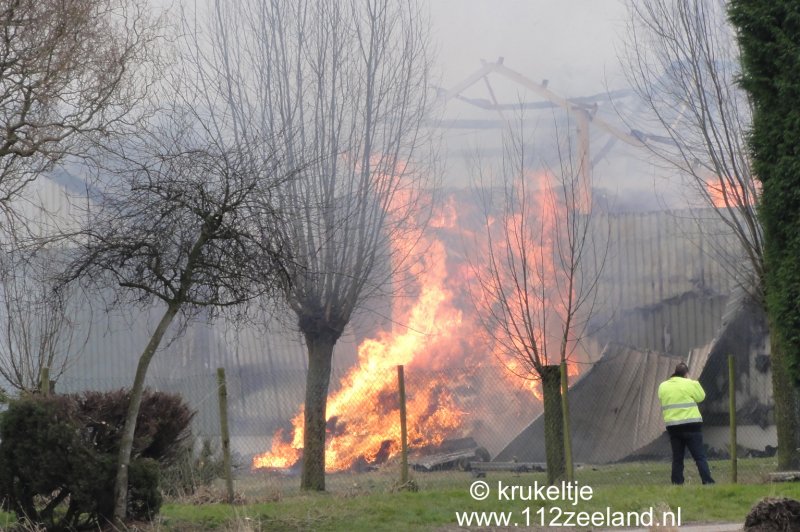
top-left (541, 365), bottom-right (565, 484)
top-left (301, 333), bottom-right (335, 490)
top-left (112, 303), bottom-right (180, 524)
top-left (770, 327), bottom-right (800, 470)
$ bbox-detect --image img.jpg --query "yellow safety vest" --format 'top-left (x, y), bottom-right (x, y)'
top-left (657, 376), bottom-right (705, 426)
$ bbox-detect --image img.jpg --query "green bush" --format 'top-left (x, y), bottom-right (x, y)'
top-left (127, 458), bottom-right (163, 521)
top-left (0, 395), bottom-right (88, 528)
top-left (76, 389), bottom-right (194, 463)
top-left (0, 390), bottom-right (193, 529)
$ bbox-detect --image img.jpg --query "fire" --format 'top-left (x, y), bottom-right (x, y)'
top-left (483, 172), bottom-right (584, 402)
top-left (705, 176), bottom-right (759, 208)
top-left (253, 232), bottom-right (468, 470)
top-left (309, 238), bottom-right (465, 470)
top-left (252, 428), bottom-right (302, 469)
top-left (252, 179), bottom-right (588, 472)
top-left (504, 358), bottom-right (581, 402)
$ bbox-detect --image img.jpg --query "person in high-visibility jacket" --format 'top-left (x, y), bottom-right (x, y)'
top-left (657, 362), bottom-right (715, 485)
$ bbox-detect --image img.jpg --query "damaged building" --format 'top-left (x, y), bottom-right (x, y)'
top-left (496, 209), bottom-right (774, 464)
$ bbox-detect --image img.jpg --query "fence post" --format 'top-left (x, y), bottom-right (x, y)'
top-left (560, 360), bottom-right (574, 482)
top-left (397, 365), bottom-right (409, 485)
top-left (39, 366), bottom-right (50, 396)
top-left (729, 355), bottom-right (737, 483)
top-left (217, 367), bottom-right (235, 503)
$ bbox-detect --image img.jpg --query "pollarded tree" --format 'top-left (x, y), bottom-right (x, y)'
top-left (469, 116), bottom-right (606, 484)
top-left (64, 96), bottom-right (294, 522)
top-left (0, 0), bottom-right (159, 210)
top-left (729, 0), bottom-right (800, 467)
top-left (193, 0), bottom-right (435, 490)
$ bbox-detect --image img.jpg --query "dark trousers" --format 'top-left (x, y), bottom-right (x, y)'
top-left (667, 424), bottom-right (715, 485)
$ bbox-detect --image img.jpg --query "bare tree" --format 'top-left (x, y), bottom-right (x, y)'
top-left (0, 249), bottom-right (84, 393)
top-left (192, 0), bottom-right (435, 490)
top-left (0, 0), bottom-right (159, 213)
top-left (468, 116), bottom-right (606, 484)
top-left (621, 0), bottom-right (800, 470)
top-left (64, 94), bottom-right (294, 521)
top-left (0, 0), bottom-right (157, 402)
top-left (621, 0), bottom-right (761, 298)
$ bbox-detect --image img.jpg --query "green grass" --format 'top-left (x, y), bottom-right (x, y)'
top-left (0, 512), bottom-right (14, 529)
top-left (151, 458), bottom-right (800, 531)
top-left (3, 458), bottom-right (799, 530)
top-left (153, 481), bottom-right (800, 531)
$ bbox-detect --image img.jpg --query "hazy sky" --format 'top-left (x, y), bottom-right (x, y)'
top-left (425, 1), bottom-right (674, 204)
top-left (428, 0), bottom-right (630, 96)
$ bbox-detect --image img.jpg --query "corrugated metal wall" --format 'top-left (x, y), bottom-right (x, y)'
top-left (591, 209), bottom-right (740, 357)
top-left (5, 176), bottom-right (762, 460)
top-left (55, 307), bottom-right (360, 458)
top-left (498, 208), bottom-right (775, 462)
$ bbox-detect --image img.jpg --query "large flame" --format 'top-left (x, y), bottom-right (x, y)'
top-left (253, 179), bottom-right (586, 472)
top-left (481, 173), bottom-right (582, 401)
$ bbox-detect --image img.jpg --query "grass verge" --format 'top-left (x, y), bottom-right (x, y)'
top-left (152, 458), bottom-right (800, 531)
top-left (153, 482), bottom-right (800, 531)
top-left (3, 458), bottom-right (798, 530)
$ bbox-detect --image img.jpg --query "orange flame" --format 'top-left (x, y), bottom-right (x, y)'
top-left (253, 181), bottom-right (587, 472)
top-left (705, 177), bottom-right (760, 208)
top-left (253, 229), bottom-right (468, 470)
top-left (485, 172), bottom-right (583, 401)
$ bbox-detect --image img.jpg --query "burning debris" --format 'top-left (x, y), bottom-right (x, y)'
top-left (409, 437), bottom-right (489, 472)
top-left (252, 187), bottom-right (589, 473)
top-left (251, 183), bottom-right (765, 473)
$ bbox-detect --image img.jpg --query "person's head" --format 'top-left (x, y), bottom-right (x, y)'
top-left (672, 362), bottom-right (689, 378)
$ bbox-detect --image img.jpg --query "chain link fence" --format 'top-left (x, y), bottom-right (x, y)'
top-left (49, 353), bottom-right (777, 499)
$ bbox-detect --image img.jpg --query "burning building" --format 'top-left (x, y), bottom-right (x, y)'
top-left (250, 197), bottom-right (773, 472)
top-left (6, 60), bottom-right (771, 473)
top-left (498, 211), bottom-right (773, 464)
top-left (248, 62), bottom-right (772, 471)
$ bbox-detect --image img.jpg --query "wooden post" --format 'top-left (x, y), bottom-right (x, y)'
top-left (560, 360), bottom-right (574, 482)
top-left (729, 355), bottom-right (737, 483)
top-left (217, 367), bottom-right (235, 503)
top-left (39, 367), bottom-right (50, 396)
top-left (397, 365), bottom-right (409, 485)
